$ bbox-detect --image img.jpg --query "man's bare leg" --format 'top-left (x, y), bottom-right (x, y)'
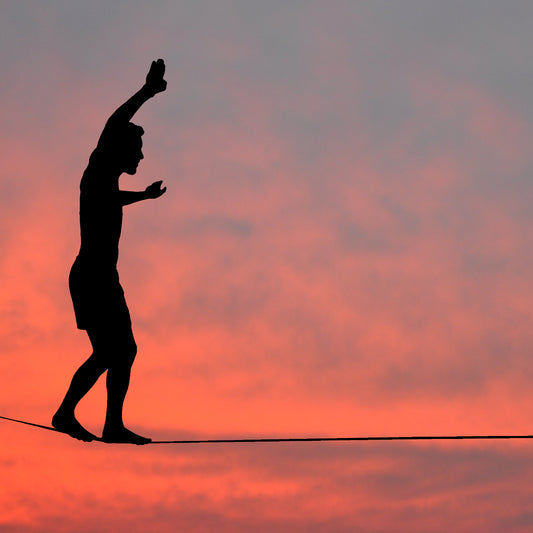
top-left (52, 353), bottom-right (106, 441)
top-left (101, 364), bottom-right (151, 445)
top-left (98, 329), bottom-right (151, 445)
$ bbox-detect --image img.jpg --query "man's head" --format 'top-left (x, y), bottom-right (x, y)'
top-left (97, 122), bottom-right (145, 174)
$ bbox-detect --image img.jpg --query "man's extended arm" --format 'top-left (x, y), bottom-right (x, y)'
top-left (119, 181), bottom-right (167, 206)
top-left (106, 59), bottom-right (167, 126)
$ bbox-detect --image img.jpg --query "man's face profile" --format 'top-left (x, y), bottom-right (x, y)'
top-left (119, 137), bottom-right (144, 175)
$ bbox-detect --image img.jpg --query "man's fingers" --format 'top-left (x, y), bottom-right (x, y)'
top-left (147, 59), bottom-right (164, 78)
top-left (153, 59), bottom-right (165, 75)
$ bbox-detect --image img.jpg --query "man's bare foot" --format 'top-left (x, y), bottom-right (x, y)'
top-left (102, 425), bottom-right (151, 445)
top-left (52, 411), bottom-right (97, 442)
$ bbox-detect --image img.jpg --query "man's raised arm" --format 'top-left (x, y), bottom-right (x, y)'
top-left (106, 59), bottom-right (167, 126)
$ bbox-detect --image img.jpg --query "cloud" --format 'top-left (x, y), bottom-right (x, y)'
top-left (2, 2), bottom-right (533, 532)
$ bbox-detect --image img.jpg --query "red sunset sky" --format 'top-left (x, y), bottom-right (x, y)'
top-left (1, 1), bottom-right (533, 531)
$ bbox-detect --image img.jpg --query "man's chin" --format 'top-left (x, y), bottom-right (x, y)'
top-left (124, 166), bottom-right (138, 175)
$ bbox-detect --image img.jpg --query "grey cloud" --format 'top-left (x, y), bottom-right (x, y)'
top-left (172, 215), bottom-right (253, 239)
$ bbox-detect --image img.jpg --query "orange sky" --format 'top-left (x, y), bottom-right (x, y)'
top-left (1, 1), bottom-right (533, 531)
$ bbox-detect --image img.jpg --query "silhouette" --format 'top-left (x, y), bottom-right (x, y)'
top-left (52, 59), bottom-right (167, 444)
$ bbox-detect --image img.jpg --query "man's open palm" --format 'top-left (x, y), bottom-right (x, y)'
top-left (145, 180), bottom-right (166, 199)
top-left (146, 59), bottom-right (167, 95)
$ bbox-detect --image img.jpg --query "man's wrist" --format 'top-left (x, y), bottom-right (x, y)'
top-left (141, 84), bottom-right (156, 99)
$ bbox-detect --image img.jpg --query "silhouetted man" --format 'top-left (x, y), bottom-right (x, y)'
top-left (52, 59), bottom-right (167, 444)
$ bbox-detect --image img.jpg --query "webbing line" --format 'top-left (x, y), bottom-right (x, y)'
top-left (1, 415), bottom-right (532, 444)
top-left (151, 435), bottom-right (533, 444)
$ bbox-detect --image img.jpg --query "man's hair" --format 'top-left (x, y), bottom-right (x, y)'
top-left (93, 121), bottom-right (144, 162)
top-left (120, 122), bottom-right (145, 146)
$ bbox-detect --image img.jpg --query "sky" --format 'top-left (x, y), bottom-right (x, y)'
top-left (1, 0), bottom-right (533, 531)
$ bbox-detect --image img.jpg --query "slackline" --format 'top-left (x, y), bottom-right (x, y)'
top-left (1, 415), bottom-right (532, 444)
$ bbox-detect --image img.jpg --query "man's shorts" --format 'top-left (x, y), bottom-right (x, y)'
top-left (69, 256), bottom-right (132, 331)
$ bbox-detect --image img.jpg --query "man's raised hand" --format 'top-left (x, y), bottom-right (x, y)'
top-left (145, 180), bottom-right (167, 199)
top-left (145, 59), bottom-right (167, 96)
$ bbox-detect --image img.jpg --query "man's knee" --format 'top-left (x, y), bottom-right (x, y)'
top-left (110, 334), bottom-right (137, 368)
top-left (89, 327), bottom-right (137, 367)
top-left (124, 337), bottom-right (137, 366)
